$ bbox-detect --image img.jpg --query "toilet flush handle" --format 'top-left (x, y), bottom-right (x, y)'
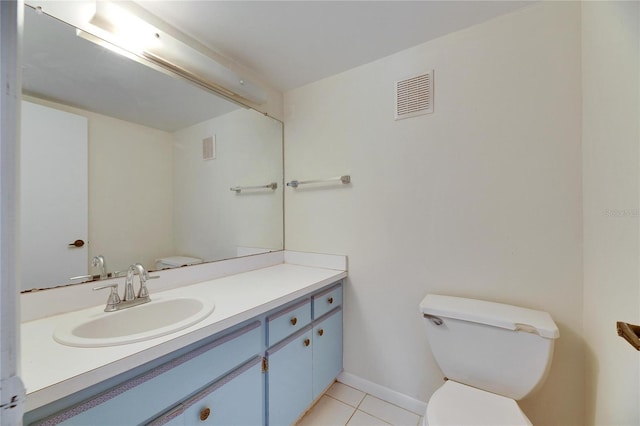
top-left (424, 314), bottom-right (444, 326)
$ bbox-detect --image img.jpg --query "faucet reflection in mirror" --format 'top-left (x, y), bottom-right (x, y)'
top-left (91, 255), bottom-right (107, 279)
top-left (20, 4), bottom-right (284, 292)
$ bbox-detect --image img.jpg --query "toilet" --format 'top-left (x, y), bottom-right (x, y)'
top-left (420, 294), bottom-right (559, 425)
top-left (155, 256), bottom-right (203, 270)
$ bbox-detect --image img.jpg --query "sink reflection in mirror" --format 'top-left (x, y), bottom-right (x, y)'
top-left (53, 297), bottom-right (216, 348)
top-left (20, 4), bottom-right (283, 292)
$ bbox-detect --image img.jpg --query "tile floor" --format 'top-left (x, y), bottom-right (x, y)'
top-left (296, 382), bottom-right (424, 426)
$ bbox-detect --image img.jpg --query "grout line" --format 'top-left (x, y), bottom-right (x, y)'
top-left (344, 407), bottom-right (357, 426)
top-left (356, 394), bottom-right (395, 425)
top-left (323, 394), bottom-right (357, 425)
top-left (355, 392), bottom-right (366, 410)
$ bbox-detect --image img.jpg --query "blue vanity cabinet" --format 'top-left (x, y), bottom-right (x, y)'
top-left (149, 357), bottom-right (264, 426)
top-left (267, 283), bottom-right (344, 425)
top-left (26, 280), bottom-right (344, 426)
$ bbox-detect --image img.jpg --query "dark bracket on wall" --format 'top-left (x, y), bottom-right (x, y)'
top-left (616, 321), bottom-right (640, 351)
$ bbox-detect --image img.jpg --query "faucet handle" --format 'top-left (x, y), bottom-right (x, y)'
top-left (93, 283), bottom-right (121, 312)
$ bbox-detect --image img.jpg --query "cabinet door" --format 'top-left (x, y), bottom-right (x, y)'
top-left (20, 101), bottom-right (88, 291)
top-left (312, 308), bottom-right (343, 399)
top-left (181, 359), bottom-right (263, 426)
top-left (148, 357), bottom-right (263, 426)
top-left (267, 328), bottom-right (313, 426)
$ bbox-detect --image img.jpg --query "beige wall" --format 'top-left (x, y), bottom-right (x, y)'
top-left (582, 2), bottom-right (640, 425)
top-left (284, 3), bottom-right (584, 425)
top-left (172, 108), bottom-right (283, 262)
top-left (87, 113), bottom-right (174, 272)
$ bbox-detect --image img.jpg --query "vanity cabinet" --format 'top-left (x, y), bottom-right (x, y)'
top-left (26, 281), bottom-right (343, 426)
top-left (267, 284), bottom-right (343, 425)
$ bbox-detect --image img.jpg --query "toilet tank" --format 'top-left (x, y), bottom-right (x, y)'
top-left (420, 295), bottom-right (559, 400)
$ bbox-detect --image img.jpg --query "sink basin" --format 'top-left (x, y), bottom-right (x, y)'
top-left (53, 297), bottom-right (215, 348)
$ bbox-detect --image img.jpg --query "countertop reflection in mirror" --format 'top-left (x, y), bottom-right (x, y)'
top-left (20, 5), bottom-right (283, 292)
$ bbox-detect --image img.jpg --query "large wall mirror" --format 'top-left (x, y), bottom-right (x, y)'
top-left (21, 5), bottom-right (284, 292)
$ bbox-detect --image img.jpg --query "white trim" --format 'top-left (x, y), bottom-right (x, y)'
top-left (337, 371), bottom-right (427, 416)
top-left (0, 0), bottom-right (26, 424)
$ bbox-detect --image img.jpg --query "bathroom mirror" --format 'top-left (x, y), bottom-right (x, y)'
top-left (20, 5), bottom-right (283, 291)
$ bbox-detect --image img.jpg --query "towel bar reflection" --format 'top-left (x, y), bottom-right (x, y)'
top-left (230, 182), bottom-right (278, 193)
top-left (286, 175), bottom-right (351, 188)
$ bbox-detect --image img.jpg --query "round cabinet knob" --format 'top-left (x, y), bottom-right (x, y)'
top-left (318, 329), bottom-right (324, 336)
top-left (328, 297), bottom-right (334, 304)
top-left (290, 317), bottom-right (298, 326)
top-left (304, 338), bottom-right (311, 347)
top-left (200, 407), bottom-right (211, 421)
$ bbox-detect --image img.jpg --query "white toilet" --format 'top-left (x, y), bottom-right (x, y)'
top-left (420, 294), bottom-right (559, 425)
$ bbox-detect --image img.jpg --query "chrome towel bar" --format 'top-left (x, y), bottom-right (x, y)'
top-left (286, 175), bottom-right (351, 188)
top-left (230, 182), bottom-right (278, 193)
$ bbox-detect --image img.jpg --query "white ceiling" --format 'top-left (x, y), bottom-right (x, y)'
top-left (136, 1), bottom-right (535, 92)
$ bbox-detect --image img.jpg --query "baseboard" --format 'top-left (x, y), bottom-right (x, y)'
top-left (337, 372), bottom-right (428, 416)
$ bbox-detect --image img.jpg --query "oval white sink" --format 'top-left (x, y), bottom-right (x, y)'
top-left (53, 297), bottom-right (215, 348)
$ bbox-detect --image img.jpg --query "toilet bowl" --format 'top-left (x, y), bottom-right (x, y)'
top-left (424, 381), bottom-right (531, 426)
top-left (420, 295), bottom-right (559, 426)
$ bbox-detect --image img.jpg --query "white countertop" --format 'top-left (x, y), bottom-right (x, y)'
top-left (22, 263), bottom-right (347, 411)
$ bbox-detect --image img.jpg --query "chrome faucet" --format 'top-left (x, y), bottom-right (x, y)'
top-left (91, 255), bottom-right (108, 280)
top-left (132, 263), bottom-right (151, 300)
top-left (94, 263), bottom-right (158, 312)
top-left (124, 265), bottom-right (138, 302)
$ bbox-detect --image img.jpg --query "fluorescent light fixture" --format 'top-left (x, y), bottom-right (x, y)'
top-left (77, 1), bottom-right (267, 106)
top-left (76, 29), bottom-right (140, 63)
top-left (88, 2), bottom-right (161, 55)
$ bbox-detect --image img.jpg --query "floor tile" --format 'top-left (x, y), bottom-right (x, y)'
top-left (347, 410), bottom-right (392, 426)
top-left (326, 382), bottom-right (366, 408)
top-left (358, 395), bottom-right (420, 426)
top-left (297, 395), bottom-right (356, 426)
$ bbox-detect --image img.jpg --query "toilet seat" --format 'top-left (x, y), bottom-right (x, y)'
top-left (426, 381), bottom-right (532, 426)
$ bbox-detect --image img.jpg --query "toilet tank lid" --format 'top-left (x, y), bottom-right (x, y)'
top-left (420, 294), bottom-right (559, 339)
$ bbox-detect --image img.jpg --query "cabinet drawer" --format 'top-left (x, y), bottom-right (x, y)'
top-left (267, 299), bottom-right (311, 346)
top-left (313, 284), bottom-right (342, 319)
top-left (39, 322), bottom-right (262, 426)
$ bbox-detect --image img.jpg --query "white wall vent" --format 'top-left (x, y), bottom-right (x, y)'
top-left (395, 70), bottom-right (434, 120)
top-left (202, 135), bottom-right (215, 160)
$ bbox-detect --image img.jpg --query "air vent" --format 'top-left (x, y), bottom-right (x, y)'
top-left (202, 135), bottom-right (215, 160)
top-left (395, 70), bottom-right (434, 120)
